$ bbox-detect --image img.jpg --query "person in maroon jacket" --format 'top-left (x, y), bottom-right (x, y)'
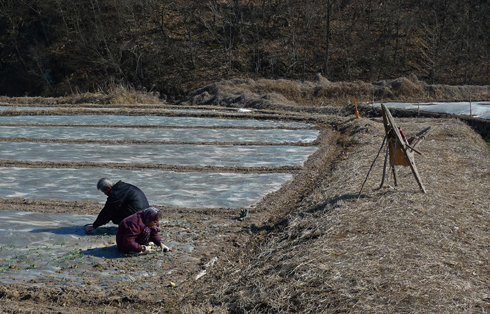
top-left (116, 207), bottom-right (170, 254)
top-left (86, 178), bottom-right (150, 233)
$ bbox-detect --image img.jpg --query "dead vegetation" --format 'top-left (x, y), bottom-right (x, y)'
top-left (0, 84), bottom-right (161, 106)
top-left (176, 115), bottom-right (490, 313)
top-left (2, 76), bottom-right (489, 110)
top-left (177, 75), bottom-right (490, 109)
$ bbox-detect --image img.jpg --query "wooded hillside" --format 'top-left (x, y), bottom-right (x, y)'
top-left (1, 0), bottom-right (489, 100)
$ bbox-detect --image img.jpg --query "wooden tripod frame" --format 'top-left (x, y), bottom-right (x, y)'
top-left (380, 104), bottom-right (429, 193)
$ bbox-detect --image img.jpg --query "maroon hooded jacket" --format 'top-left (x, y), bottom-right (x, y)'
top-left (116, 207), bottom-right (162, 253)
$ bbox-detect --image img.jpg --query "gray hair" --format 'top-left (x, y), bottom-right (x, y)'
top-left (97, 178), bottom-right (113, 191)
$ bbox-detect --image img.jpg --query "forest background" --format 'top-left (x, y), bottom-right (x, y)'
top-left (1, 0), bottom-right (489, 100)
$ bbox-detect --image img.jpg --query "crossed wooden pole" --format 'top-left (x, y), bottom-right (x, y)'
top-left (358, 104), bottom-right (431, 198)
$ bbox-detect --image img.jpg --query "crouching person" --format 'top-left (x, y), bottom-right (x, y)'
top-left (116, 207), bottom-right (170, 254)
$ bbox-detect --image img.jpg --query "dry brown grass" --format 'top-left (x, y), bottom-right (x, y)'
top-left (177, 76), bottom-right (490, 110)
top-left (4, 76), bottom-right (487, 109)
top-left (187, 115), bottom-right (490, 313)
top-left (311, 79), bottom-right (371, 102)
top-left (0, 84), bottom-right (162, 106)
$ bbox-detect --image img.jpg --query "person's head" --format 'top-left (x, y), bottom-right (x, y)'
top-left (97, 178), bottom-right (113, 196)
top-left (143, 207), bottom-right (164, 227)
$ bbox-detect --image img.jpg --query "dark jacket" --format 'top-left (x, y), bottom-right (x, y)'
top-left (92, 181), bottom-right (149, 229)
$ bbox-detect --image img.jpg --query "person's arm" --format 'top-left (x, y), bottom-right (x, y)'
top-left (150, 232), bottom-right (170, 253)
top-left (92, 206), bottom-right (112, 229)
top-left (149, 225), bottom-right (171, 252)
top-left (92, 196), bottom-right (121, 229)
top-left (149, 224), bottom-right (162, 246)
top-left (149, 232), bottom-right (162, 247)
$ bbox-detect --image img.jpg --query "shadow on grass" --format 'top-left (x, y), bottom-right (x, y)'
top-left (305, 192), bottom-right (361, 214)
top-left (250, 193), bottom-right (363, 234)
top-left (80, 245), bottom-right (159, 259)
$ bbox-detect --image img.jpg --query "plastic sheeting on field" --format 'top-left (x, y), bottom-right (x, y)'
top-left (0, 167), bottom-right (292, 208)
top-left (0, 210), bottom-right (188, 289)
top-left (0, 125), bottom-right (319, 143)
top-left (0, 142), bottom-right (316, 167)
top-left (0, 114), bottom-right (315, 128)
top-left (0, 113), bottom-right (316, 208)
top-left (372, 101), bottom-right (490, 119)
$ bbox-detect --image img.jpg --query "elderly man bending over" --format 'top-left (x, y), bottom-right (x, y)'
top-left (86, 178), bottom-right (150, 233)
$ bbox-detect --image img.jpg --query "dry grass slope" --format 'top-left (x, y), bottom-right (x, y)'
top-left (0, 84), bottom-right (161, 106)
top-left (187, 116), bottom-right (490, 313)
top-left (177, 76), bottom-right (490, 109)
top-left (2, 76), bottom-right (489, 109)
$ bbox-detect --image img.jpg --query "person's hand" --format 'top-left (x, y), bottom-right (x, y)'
top-left (159, 243), bottom-right (170, 253)
top-left (85, 225), bottom-right (95, 233)
top-left (142, 245), bottom-right (153, 253)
